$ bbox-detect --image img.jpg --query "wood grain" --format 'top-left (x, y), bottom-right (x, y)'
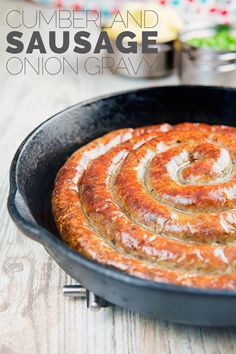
top-left (0, 1), bottom-right (236, 353)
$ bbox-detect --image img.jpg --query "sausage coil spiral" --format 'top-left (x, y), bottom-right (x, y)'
top-left (52, 123), bottom-right (236, 289)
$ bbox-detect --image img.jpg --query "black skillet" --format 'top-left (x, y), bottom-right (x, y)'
top-left (8, 85), bottom-right (236, 326)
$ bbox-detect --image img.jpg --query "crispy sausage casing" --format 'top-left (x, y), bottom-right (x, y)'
top-left (52, 123), bottom-right (236, 289)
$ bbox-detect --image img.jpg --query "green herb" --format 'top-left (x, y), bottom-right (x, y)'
top-left (187, 25), bottom-right (236, 51)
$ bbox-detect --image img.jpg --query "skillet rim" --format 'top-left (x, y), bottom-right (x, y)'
top-left (7, 84), bottom-right (236, 298)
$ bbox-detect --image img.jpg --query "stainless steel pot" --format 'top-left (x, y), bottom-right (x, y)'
top-left (179, 24), bottom-right (236, 87)
top-left (105, 37), bottom-right (175, 79)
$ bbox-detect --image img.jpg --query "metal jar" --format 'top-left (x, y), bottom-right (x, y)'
top-left (178, 25), bottom-right (236, 87)
top-left (104, 37), bottom-right (175, 79)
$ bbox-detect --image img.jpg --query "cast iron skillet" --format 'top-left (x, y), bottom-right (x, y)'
top-left (8, 85), bottom-right (236, 326)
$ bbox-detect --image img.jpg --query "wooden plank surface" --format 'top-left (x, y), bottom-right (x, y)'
top-left (0, 1), bottom-right (236, 353)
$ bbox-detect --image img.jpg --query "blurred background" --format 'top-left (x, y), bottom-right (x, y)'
top-left (3, 0), bottom-right (236, 88)
top-left (28, 0), bottom-right (236, 23)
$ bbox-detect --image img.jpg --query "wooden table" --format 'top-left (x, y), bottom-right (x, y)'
top-left (1, 1), bottom-right (236, 353)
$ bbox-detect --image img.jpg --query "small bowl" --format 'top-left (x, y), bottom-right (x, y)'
top-left (178, 24), bottom-right (236, 87)
top-left (103, 33), bottom-right (175, 79)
